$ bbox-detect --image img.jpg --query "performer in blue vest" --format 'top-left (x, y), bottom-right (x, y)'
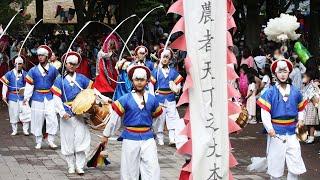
top-left (113, 45), bottom-right (154, 100)
top-left (101, 65), bottom-right (163, 180)
top-left (51, 51), bottom-right (93, 175)
top-left (257, 59), bottom-right (307, 180)
top-left (150, 48), bottom-right (185, 146)
top-left (1, 56), bottom-right (29, 136)
top-left (23, 45), bottom-right (60, 149)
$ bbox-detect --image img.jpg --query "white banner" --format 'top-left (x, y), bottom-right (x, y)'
top-left (183, 0), bottom-right (228, 179)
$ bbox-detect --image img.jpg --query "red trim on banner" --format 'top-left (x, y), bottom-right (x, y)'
top-left (171, 17), bottom-right (185, 34)
top-left (167, 0), bottom-right (184, 16)
top-left (227, 65), bottom-right (239, 80)
top-left (227, 84), bottom-right (241, 98)
top-left (170, 34), bottom-right (187, 51)
top-left (177, 89), bottom-right (189, 107)
top-left (228, 118), bottom-right (241, 133)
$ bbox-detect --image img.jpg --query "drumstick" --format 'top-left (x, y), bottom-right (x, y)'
top-left (159, 103), bottom-right (167, 108)
top-left (275, 135), bottom-right (286, 143)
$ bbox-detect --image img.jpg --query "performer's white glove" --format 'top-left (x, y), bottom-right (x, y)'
top-left (94, 88), bottom-right (112, 104)
top-left (169, 81), bottom-right (181, 94)
top-left (99, 50), bottom-right (111, 59)
top-left (115, 58), bottom-right (127, 69)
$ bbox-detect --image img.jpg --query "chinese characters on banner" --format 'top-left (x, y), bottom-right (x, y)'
top-left (183, 1), bottom-right (228, 179)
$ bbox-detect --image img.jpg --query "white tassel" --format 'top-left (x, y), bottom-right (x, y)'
top-left (264, 13), bottom-right (301, 42)
top-left (247, 157), bottom-right (267, 172)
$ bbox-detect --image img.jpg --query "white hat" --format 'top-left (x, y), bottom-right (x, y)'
top-left (137, 47), bottom-right (146, 54)
top-left (66, 55), bottom-right (79, 64)
top-left (14, 56), bottom-right (24, 64)
top-left (132, 68), bottom-right (147, 80)
top-left (37, 47), bottom-right (48, 56)
top-left (127, 65), bottom-right (151, 81)
top-left (161, 49), bottom-right (172, 59)
top-left (61, 51), bottom-right (81, 65)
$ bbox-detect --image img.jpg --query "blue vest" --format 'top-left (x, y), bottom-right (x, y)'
top-left (151, 68), bottom-right (183, 103)
top-left (26, 65), bottom-right (59, 102)
top-left (257, 85), bottom-right (306, 135)
top-left (112, 93), bottom-right (162, 140)
top-left (145, 59), bottom-right (154, 72)
top-left (51, 73), bottom-right (93, 115)
top-left (1, 70), bottom-right (26, 102)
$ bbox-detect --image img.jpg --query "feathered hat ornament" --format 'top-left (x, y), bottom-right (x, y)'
top-left (264, 13), bottom-right (301, 43)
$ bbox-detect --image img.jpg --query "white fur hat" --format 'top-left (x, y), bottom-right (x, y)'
top-left (271, 59), bottom-right (293, 74)
top-left (133, 68), bottom-right (147, 80)
top-left (66, 55), bottom-right (79, 64)
top-left (61, 51), bottom-right (82, 65)
top-left (14, 56), bottom-right (24, 64)
top-left (37, 45), bottom-right (52, 58)
top-left (161, 49), bottom-right (172, 59)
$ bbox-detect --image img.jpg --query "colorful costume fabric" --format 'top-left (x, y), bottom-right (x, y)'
top-left (257, 85), bottom-right (307, 135)
top-left (113, 60), bottom-right (154, 101)
top-left (94, 56), bottom-right (118, 96)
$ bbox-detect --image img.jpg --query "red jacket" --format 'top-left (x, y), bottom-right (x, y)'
top-left (94, 57), bottom-right (117, 93)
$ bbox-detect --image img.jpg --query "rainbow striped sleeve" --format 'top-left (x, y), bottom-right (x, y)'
top-left (298, 99), bottom-right (308, 112)
top-left (174, 74), bottom-right (184, 85)
top-left (152, 105), bottom-right (163, 118)
top-left (87, 80), bottom-right (94, 89)
top-left (0, 75), bottom-right (9, 85)
top-left (25, 74), bottom-right (34, 85)
top-left (150, 75), bottom-right (156, 85)
top-left (51, 85), bottom-right (62, 97)
top-left (257, 97), bottom-right (271, 112)
top-left (112, 100), bottom-right (125, 116)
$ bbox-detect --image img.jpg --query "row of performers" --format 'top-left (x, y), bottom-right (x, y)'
top-left (0, 43), bottom-right (186, 179)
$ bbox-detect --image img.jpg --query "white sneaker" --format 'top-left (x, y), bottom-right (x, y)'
top-left (248, 119), bottom-right (257, 124)
top-left (68, 167), bottom-right (75, 174)
top-left (11, 131), bottom-right (17, 136)
top-left (158, 139), bottom-right (164, 146)
top-left (305, 136), bottom-right (315, 144)
top-left (169, 141), bottom-right (176, 147)
top-left (35, 143), bottom-right (41, 149)
top-left (48, 142), bottom-right (58, 149)
top-left (76, 168), bottom-right (84, 175)
top-left (23, 131), bottom-right (29, 136)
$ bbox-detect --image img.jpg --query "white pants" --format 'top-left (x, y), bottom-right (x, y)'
top-left (30, 98), bottom-right (58, 137)
top-left (60, 116), bottom-right (91, 156)
top-left (153, 100), bottom-right (185, 143)
top-left (121, 138), bottom-right (160, 180)
top-left (8, 101), bottom-right (25, 123)
top-left (11, 122), bottom-right (29, 133)
top-left (271, 171), bottom-right (298, 180)
top-left (65, 151), bottom-right (86, 170)
top-left (267, 134), bottom-right (306, 179)
top-left (8, 100), bottom-right (30, 133)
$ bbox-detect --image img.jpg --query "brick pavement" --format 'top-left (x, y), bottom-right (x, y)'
top-left (0, 106), bottom-right (184, 180)
top-left (3, 105), bottom-right (318, 180)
